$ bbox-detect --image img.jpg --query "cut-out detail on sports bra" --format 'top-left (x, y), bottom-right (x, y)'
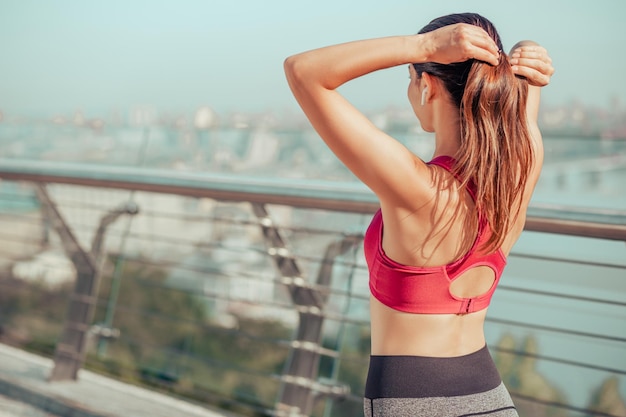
top-left (449, 265), bottom-right (496, 299)
top-left (363, 156), bottom-right (507, 315)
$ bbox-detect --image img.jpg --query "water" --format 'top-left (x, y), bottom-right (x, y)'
top-left (1, 123), bottom-right (625, 207)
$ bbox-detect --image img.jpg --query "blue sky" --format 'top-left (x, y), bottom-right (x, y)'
top-left (0, 0), bottom-right (624, 117)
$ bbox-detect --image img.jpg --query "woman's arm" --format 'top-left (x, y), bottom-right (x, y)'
top-left (509, 41), bottom-right (554, 199)
top-left (510, 41), bottom-right (554, 123)
top-left (284, 24), bottom-right (499, 208)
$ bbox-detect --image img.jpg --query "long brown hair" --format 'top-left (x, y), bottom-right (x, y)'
top-left (413, 13), bottom-right (534, 253)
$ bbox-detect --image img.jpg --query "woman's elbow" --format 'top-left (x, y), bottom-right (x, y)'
top-left (284, 55), bottom-right (304, 85)
top-left (284, 54), bottom-right (318, 99)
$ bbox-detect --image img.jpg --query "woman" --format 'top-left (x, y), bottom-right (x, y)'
top-left (285, 12), bottom-right (554, 417)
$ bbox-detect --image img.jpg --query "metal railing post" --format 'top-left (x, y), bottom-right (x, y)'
top-left (36, 184), bottom-right (98, 381)
top-left (36, 184), bottom-right (138, 380)
top-left (251, 203), bottom-right (357, 417)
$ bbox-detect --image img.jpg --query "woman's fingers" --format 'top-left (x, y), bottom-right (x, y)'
top-left (428, 23), bottom-right (499, 65)
top-left (511, 64), bottom-right (551, 86)
top-left (456, 24), bottom-right (500, 65)
top-left (509, 45), bottom-right (554, 86)
top-left (511, 47), bottom-right (552, 64)
top-left (511, 57), bottom-right (554, 73)
top-left (470, 38), bottom-right (500, 66)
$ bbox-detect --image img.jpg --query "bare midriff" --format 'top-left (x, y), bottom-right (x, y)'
top-left (369, 296), bottom-right (488, 357)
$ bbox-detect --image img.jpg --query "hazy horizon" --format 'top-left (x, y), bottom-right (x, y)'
top-left (1, 0), bottom-right (624, 118)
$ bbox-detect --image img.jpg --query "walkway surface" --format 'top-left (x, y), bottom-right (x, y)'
top-left (0, 343), bottom-right (238, 417)
top-left (0, 393), bottom-right (58, 417)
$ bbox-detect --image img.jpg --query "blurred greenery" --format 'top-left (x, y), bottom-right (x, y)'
top-left (0, 275), bottom-right (68, 355)
top-left (3, 257), bottom-right (623, 417)
top-left (89, 256), bottom-right (293, 415)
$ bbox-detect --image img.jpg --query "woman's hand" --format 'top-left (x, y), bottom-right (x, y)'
top-left (509, 41), bottom-right (554, 86)
top-left (420, 23), bottom-right (500, 66)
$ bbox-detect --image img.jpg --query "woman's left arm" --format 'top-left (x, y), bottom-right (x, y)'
top-left (284, 25), bottom-right (499, 208)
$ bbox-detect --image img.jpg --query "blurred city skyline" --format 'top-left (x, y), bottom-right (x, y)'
top-left (0, 0), bottom-right (624, 118)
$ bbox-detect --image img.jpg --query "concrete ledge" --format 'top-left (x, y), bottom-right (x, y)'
top-left (0, 378), bottom-right (103, 417)
top-left (0, 343), bottom-right (238, 417)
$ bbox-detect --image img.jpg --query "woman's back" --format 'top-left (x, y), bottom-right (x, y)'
top-left (369, 148), bottom-right (543, 357)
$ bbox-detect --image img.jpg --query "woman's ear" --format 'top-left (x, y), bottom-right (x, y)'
top-left (420, 72), bottom-right (435, 104)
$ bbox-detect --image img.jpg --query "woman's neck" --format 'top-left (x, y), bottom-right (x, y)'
top-left (432, 102), bottom-right (462, 158)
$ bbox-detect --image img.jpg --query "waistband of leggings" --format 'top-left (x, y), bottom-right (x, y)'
top-left (365, 345), bottom-right (502, 399)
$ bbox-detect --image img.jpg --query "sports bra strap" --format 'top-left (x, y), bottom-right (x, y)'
top-left (428, 155), bottom-right (478, 201)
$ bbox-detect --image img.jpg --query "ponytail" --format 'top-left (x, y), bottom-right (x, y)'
top-left (413, 13), bottom-right (535, 253)
top-left (454, 55), bottom-right (533, 253)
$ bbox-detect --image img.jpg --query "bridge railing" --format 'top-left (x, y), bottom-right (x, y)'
top-left (0, 159), bottom-right (624, 417)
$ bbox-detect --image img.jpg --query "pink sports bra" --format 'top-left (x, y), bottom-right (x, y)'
top-left (364, 155), bottom-right (507, 315)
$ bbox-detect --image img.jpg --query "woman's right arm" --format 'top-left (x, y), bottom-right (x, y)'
top-left (510, 41), bottom-right (554, 123)
top-left (510, 42), bottom-right (554, 197)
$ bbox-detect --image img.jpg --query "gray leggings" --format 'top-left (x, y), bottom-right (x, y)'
top-left (364, 345), bottom-right (518, 417)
